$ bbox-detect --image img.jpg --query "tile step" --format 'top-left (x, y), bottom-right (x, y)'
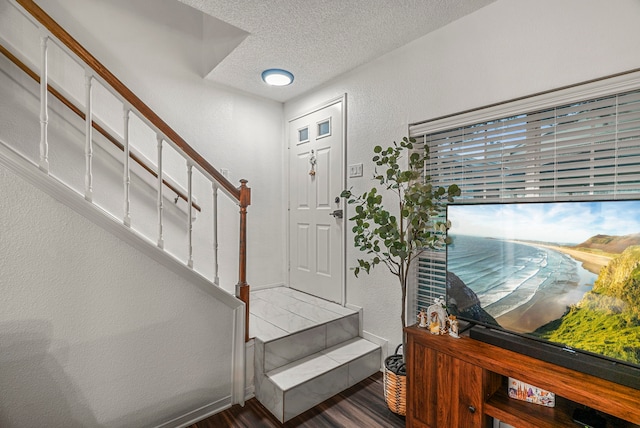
top-left (250, 286), bottom-right (357, 342)
top-left (258, 337), bottom-right (381, 422)
top-left (260, 312), bottom-right (360, 373)
top-left (267, 337), bottom-right (379, 390)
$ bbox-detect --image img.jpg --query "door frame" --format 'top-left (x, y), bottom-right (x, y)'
top-left (286, 94), bottom-right (347, 305)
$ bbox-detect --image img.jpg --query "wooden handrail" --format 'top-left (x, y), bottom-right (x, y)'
top-left (15, 0), bottom-right (240, 201)
top-left (0, 43), bottom-right (202, 212)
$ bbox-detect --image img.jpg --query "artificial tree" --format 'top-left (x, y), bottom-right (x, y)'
top-left (341, 136), bottom-right (460, 352)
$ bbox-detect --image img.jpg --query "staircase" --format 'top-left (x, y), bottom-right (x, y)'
top-left (251, 287), bottom-right (381, 423)
top-left (1, 1), bottom-right (384, 424)
top-left (0, 1), bottom-right (251, 422)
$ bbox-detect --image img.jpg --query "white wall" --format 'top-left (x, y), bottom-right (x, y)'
top-left (284, 0), bottom-right (640, 350)
top-left (31, 0), bottom-right (286, 292)
top-left (0, 161), bottom-right (238, 427)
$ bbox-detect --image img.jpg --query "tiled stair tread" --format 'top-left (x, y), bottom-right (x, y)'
top-left (257, 287), bottom-right (357, 316)
top-left (252, 287), bottom-right (356, 318)
top-left (251, 298), bottom-right (318, 333)
top-left (267, 337), bottom-right (380, 391)
top-left (250, 287), bottom-right (359, 342)
top-left (249, 313), bottom-right (287, 341)
top-left (322, 336), bottom-right (379, 364)
top-left (252, 289), bottom-right (356, 319)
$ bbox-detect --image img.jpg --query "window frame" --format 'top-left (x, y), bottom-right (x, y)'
top-left (407, 69), bottom-right (640, 321)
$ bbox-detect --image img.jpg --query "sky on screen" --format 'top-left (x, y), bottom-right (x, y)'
top-left (448, 200), bottom-right (640, 244)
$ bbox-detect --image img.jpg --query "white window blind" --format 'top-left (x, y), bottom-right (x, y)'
top-left (410, 84), bottom-right (640, 315)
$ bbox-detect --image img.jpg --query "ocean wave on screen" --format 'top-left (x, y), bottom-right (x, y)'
top-left (448, 235), bottom-right (596, 319)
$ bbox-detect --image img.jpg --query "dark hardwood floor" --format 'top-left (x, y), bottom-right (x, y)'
top-left (188, 372), bottom-right (406, 427)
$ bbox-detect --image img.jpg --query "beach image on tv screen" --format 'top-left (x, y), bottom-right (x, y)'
top-left (446, 200), bottom-right (640, 367)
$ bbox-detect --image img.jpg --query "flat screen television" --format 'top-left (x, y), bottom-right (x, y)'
top-left (445, 200), bottom-right (640, 390)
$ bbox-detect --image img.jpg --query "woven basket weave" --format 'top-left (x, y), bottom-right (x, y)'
top-left (383, 345), bottom-right (406, 416)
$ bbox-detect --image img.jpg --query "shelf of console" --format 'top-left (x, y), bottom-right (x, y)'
top-left (486, 387), bottom-right (640, 428)
top-left (405, 324), bottom-right (640, 428)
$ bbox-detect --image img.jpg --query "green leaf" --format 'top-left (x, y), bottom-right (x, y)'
top-left (343, 136), bottom-right (458, 281)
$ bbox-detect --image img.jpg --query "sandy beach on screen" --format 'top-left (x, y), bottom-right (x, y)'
top-left (496, 243), bottom-right (612, 333)
top-left (535, 244), bottom-right (612, 276)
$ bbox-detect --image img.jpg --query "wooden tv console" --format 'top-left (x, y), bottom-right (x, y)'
top-left (405, 324), bottom-right (640, 428)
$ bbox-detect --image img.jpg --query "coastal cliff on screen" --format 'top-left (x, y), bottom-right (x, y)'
top-left (535, 239), bottom-right (640, 364)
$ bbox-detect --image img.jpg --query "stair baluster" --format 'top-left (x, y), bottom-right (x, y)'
top-left (123, 107), bottom-right (131, 227)
top-left (187, 161), bottom-right (194, 268)
top-left (156, 134), bottom-right (164, 249)
top-left (38, 33), bottom-right (49, 173)
top-left (212, 182), bottom-right (220, 285)
top-left (84, 72), bottom-right (93, 201)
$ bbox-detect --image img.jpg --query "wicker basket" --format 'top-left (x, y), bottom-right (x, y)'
top-left (383, 345), bottom-right (406, 416)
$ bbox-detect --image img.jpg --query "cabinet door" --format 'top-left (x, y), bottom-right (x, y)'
top-left (437, 353), bottom-right (483, 428)
top-left (407, 340), bottom-right (438, 427)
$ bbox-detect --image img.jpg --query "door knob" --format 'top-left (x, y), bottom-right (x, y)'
top-left (329, 209), bottom-right (343, 219)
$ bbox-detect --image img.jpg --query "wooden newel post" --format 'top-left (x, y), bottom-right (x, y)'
top-left (237, 179), bottom-right (251, 342)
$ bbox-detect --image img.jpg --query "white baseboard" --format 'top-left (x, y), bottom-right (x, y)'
top-left (245, 386), bottom-right (255, 400)
top-left (152, 315), bottom-right (256, 427)
top-left (244, 339), bottom-right (254, 400)
top-left (153, 396), bottom-right (232, 428)
top-left (345, 303), bottom-right (363, 336)
top-left (250, 282), bottom-right (285, 291)
top-left (362, 330), bottom-right (389, 370)
top-left (345, 303), bottom-right (362, 312)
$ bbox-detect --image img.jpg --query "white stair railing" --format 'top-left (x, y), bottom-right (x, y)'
top-left (1, 0), bottom-right (252, 342)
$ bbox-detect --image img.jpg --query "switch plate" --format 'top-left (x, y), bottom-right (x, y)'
top-left (348, 163), bottom-right (363, 178)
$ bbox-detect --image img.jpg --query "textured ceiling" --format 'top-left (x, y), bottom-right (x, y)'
top-left (178, 0), bottom-right (497, 102)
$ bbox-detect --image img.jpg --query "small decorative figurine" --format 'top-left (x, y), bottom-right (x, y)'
top-left (426, 296), bottom-right (448, 335)
top-left (449, 315), bottom-right (459, 338)
top-left (417, 308), bottom-right (428, 328)
top-left (429, 321), bottom-right (440, 334)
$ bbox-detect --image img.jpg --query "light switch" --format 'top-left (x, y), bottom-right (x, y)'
top-left (349, 163), bottom-right (363, 178)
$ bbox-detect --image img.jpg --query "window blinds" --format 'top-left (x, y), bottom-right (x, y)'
top-left (424, 90), bottom-right (640, 201)
top-left (410, 86), bottom-right (640, 314)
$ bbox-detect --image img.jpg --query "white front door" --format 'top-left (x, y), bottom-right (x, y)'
top-left (288, 98), bottom-right (344, 304)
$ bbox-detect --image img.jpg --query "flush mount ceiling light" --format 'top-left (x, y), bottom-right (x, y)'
top-left (261, 68), bottom-right (294, 86)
